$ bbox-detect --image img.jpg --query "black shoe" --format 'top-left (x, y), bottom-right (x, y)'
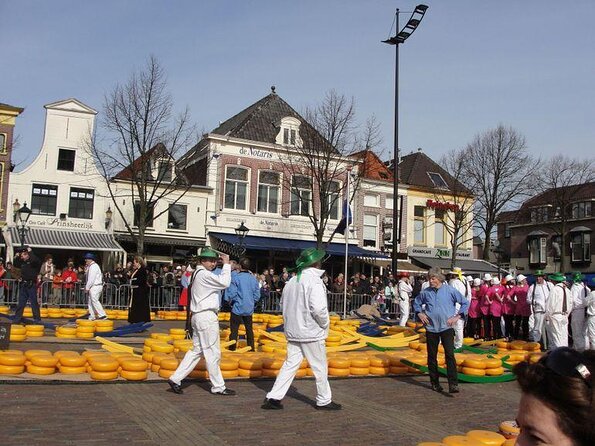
top-left (167, 379), bottom-right (183, 394)
top-left (213, 388), bottom-right (236, 396)
top-left (315, 401), bottom-right (342, 411)
top-left (449, 385), bottom-right (460, 394)
top-left (261, 398), bottom-right (283, 410)
top-left (431, 383), bottom-right (444, 393)
top-left (97, 315), bottom-right (108, 320)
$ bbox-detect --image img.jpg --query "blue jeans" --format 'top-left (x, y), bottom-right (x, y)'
top-left (14, 282), bottom-right (41, 322)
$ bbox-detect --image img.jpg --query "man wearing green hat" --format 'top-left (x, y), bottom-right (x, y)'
top-left (545, 272), bottom-right (572, 349)
top-left (168, 247), bottom-right (235, 396)
top-left (262, 248), bottom-right (341, 411)
top-left (570, 272), bottom-right (591, 351)
top-left (527, 270), bottom-right (552, 344)
top-left (587, 278), bottom-right (595, 349)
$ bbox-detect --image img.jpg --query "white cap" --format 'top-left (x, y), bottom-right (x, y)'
top-left (473, 278), bottom-right (482, 287)
top-left (483, 273), bottom-right (492, 281)
top-left (466, 275), bottom-right (473, 282)
top-left (505, 274), bottom-right (514, 282)
top-left (175, 266), bottom-right (182, 270)
top-left (516, 274), bottom-right (527, 282)
top-left (491, 277), bottom-right (501, 285)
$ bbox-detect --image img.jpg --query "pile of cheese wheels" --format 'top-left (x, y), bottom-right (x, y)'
top-left (496, 340), bottom-right (542, 366)
top-left (327, 351), bottom-right (422, 377)
top-left (55, 319), bottom-right (114, 339)
top-left (9, 325), bottom-right (28, 342)
top-left (418, 428), bottom-right (517, 446)
top-left (457, 356), bottom-right (505, 377)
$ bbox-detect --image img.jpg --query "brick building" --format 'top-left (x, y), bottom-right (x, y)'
top-left (0, 102), bottom-right (24, 229)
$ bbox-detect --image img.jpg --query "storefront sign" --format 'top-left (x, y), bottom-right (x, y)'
top-left (426, 199), bottom-right (459, 212)
top-left (238, 146), bottom-right (274, 159)
top-left (28, 217), bottom-right (94, 230)
top-left (408, 246), bottom-right (472, 259)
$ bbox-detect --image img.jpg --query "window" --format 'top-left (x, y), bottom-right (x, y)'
top-left (504, 223), bottom-right (511, 238)
top-left (283, 128), bottom-right (297, 145)
top-left (363, 214), bottom-right (378, 248)
top-left (414, 205), bottom-right (426, 244)
top-left (530, 206), bottom-right (550, 223)
top-left (364, 193), bottom-right (379, 207)
top-left (156, 161), bottom-right (173, 183)
top-left (134, 201), bottom-right (155, 228)
top-left (572, 201), bottom-right (593, 219)
top-left (290, 175), bottom-right (312, 216)
top-left (571, 232), bottom-right (591, 263)
top-left (528, 237), bottom-right (547, 264)
top-left (68, 188), bottom-right (94, 219)
top-left (434, 209), bottom-right (446, 246)
top-left (224, 166), bottom-right (248, 210)
top-left (257, 171), bottom-right (280, 214)
top-left (427, 172), bottom-right (449, 189)
top-left (551, 235), bottom-right (562, 261)
top-left (31, 184), bottom-right (58, 215)
top-left (386, 195), bottom-right (394, 210)
top-left (322, 181), bottom-right (340, 220)
top-left (168, 204), bottom-right (187, 230)
top-left (57, 149), bottom-right (76, 171)
top-left (0, 134), bottom-right (6, 153)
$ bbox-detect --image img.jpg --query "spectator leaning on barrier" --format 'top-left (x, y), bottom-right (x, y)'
top-left (12, 246), bottom-right (42, 323)
top-left (0, 259), bottom-right (5, 304)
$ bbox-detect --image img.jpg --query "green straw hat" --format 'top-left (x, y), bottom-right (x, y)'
top-left (534, 270), bottom-right (546, 277)
top-left (548, 272), bottom-right (566, 282)
top-left (572, 272), bottom-right (585, 282)
top-left (289, 248), bottom-right (326, 280)
top-left (197, 247), bottom-right (219, 259)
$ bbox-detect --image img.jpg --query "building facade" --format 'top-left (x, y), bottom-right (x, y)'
top-left (0, 102), bottom-right (24, 230)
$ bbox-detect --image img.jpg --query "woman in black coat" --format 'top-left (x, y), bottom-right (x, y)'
top-left (128, 256), bottom-right (151, 323)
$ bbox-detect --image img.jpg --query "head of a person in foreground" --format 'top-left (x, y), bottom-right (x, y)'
top-left (513, 347), bottom-right (594, 446)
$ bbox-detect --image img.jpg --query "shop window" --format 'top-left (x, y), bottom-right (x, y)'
top-left (134, 201), bottom-right (155, 228)
top-left (68, 188), bottom-right (94, 219)
top-left (167, 204), bottom-right (187, 230)
top-left (57, 148), bottom-right (76, 171)
top-left (290, 175), bottom-right (312, 216)
top-left (321, 181), bottom-right (340, 220)
top-left (528, 236), bottom-right (547, 265)
top-left (257, 171), bottom-right (280, 214)
top-left (414, 205), bottom-right (426, 244)
top-left (224, 166), bottom-right (248, 210)
top-left (364, 193), bottom-right (379, 207)
top-left (31, 183), bottom-right (58, 216)
top-left (0, 134), bottom-right (6, 154)
top-left (434, 209), bottom-right (446, 246)
top-left (571, 232), bottom-right (591, 263)
top-left (363, 214), bottom-right (378, 248)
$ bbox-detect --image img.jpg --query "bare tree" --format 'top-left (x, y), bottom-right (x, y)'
top-left (463, 125), bottom-right (538, 259)
top-left (436, 149), bottom-right (477, 269)
top-left (86, 56), bottom-right (197, 255)
top-left (533, 155), bottom-right (595, 272)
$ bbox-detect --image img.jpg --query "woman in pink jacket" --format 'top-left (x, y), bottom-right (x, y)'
top-left (488, 277), bottom-right (505, 340)
top-left (502, 275), bottom-right (517, 340)
top-left (513, 274), bottom-right (530, 340)
top-left (479, 274), bottom-right (493, 339)
top-left (466, 278), bottom-right (482, 339)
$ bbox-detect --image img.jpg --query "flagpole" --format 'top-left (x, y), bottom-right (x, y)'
top-left (343, 167), bottom-right (351, 318)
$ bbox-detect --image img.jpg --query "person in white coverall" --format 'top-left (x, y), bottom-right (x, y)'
top-left (447, 267), bottom-right (470, 349)
top-left (569, 273), bottom-right (591, 351)
top-left (545, 273), bottom-right (573, 350)
top-left (587, 279), bottom-right (595, 348)
top-left (83, 253), bottom-right (107, 320)
top-left (262, 248), bottom-right (341, 411)
top-left (527, 270), bottom-right (552, 344)
top-left (398, 273), bottom-right (413, 327)
top-left (167, 247), bottom-right (235, 396)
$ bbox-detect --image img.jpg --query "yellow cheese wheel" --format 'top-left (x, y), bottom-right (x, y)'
top-left (349, 366), bottom-right (369, 375)
top-left (53, 350), bottom-right (79, 359)
top-left (328, 358), bottom-right (350, 369)
top-left (27, 364), bottom-right (56, 375)
top-left (189, 369), bottom-right (209, 379)
top-left (417, 443), bottom-right (448, 446)
top-left (95, 320), bottom-right (113, 328)
top-left (524, 342), bottom-right (541, 351)
top-left (221, 369), bottom-right (239, 378)
top-left (328, 367), bottom-right (350, 377)
top-left (0, 365), bottom-right (25, 374)
top-left (151, 343), bottom-right (174, 354)
top-left (57, 326), bottom-right (77, 335)
top-left (0, 354), bottom-right (26, 366)
top-left (95, 326), bottom-right (114, 333)
top-left (29, 355), bottom-right (59, 367)
top-left (502, 440), bottom-right (516, 446)
top-left (238, 359), bottom-right (263, 370)
top-left (26, 324), bottom-right (45, 332)
top-left (370, 356), bottom-right (390, 367)
top-left (76, 319), bottom-right (96, 327)
top-left (91, 370), bottom-right (118, 380)
top-left (389, 366), bottom-right (409, 375)
top-left (120, 360), bottom-right (149, 372)
top-left (499, 420), bottom-right (520, 437)
top-left (350, 358), bottom-right (371, 368)
top-left (151, 364), bottom-right (161, 373)
top-left (121, 369), bottom-right (148, 381)
top-left (461, 367), bottom-right (486, 376)
top-left (295, 368), bottom-right (307, 378)
top-left (262, 358), bottom-right (284, 370)
top-left (496, 341), bottom-right (509, 349)
top-left (466, 430), bottom-right (506, 445)
top-left (238, 368), bottom-right (262, 378)
top-left (142, 352), bottom-right (155, 363)
top-left (220, 358), bottom-right (239, 371)
top-left (26, 331), bottom-right (44, 337)
top-left (10, 325), bottom-right (27, 335)
top-left (194, 358), bottom-right (208, 371)
top-left (262, 368), bottom-right (279, 377)
top-left (169, 328), bottom-right (186, 335)
top-left (462, 358), bottom-right (487, 369)
top-left (485, 367), bottom-right (505, 376)
top-left (483, 358), bottom-right (502, 369)
top-left (59, 365), bottom-right (87, 374)
top-left (369, 366), bottom-right (389, 376)
top-left (442, 435), bottom-right (482, 446)
top-left (326, 334), bottom-right (342, 343)
top-left (76, 332), bottom-right (95, 339)
top-left (76, 325), bottom-right (95, 333)
top-left (90, 359), bottom-right (119, 372)
top-left (10, 334), bottom-right (27, 342)
top-left (59, 355), bottom-right (87, 367)
top-left (507, 354), bottom-right (526, 362)
top-left (151, 354), bottom-right (172, 365)
top-left (159, 359), bottom-right (180, 371)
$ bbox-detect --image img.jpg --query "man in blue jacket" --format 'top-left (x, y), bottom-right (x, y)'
top-left (413, 266), bottom-right (469, 394)
top-left (225, 257), bottom-right (260, 351)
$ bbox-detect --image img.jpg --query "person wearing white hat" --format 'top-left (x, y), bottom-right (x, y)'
top-left (447, 267), bottom-right (470, 348)
top-left (467, 278), bottom-right (482, 339)
top-left (514, 274), bottom-right (530, 340)
top-left (502, 275), bottom-right (517, 340)
top-left (479, 274), bottom-right (493, 339)
top-left (487, 277), bottom-right (505, 339)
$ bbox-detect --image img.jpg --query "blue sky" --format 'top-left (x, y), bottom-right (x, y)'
top-left (2, 0), bottom-right (594, 169)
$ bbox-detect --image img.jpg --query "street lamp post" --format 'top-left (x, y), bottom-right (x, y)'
top-left (492, 244), bottom-right (505, 279)
top-left (383, 4), bottom-right (429, 276)
top-left (234, 222), bottom-right (250, 257)
top-left (13, 200), bottom-right (32, 248)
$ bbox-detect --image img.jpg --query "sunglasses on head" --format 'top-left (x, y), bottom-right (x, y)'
top-left (544, 347), bottom-right (592, 386)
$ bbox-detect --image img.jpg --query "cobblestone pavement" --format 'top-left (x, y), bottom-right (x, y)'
top-left (1, 375), bottom-right (520, 446)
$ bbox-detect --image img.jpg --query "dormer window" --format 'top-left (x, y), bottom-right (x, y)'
top-left (57, 148), bottom-right (76, 171)
top-left (155, 159), bottom-right (173, 182)
top-left (276, 117), bottom-right (301, 147)
top-left (283, 128), bottom-right (296, 145)
top-left (427, 172), bottom-right (448, 189)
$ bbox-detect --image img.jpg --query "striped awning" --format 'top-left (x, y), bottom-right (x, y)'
top-left (7, 227), bottom-right (124, 252)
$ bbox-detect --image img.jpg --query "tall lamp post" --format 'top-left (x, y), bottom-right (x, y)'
top-left (234, 222), bottom-right (250, 257)
top-left (383, 4), bottom-right (429, 276)
top-left (492, 244), bottom-right (505, 279)
top-left (13, 200), bottom-right (32, 248)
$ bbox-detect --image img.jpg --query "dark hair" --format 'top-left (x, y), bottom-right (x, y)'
top-left (239, 258), bottom-right (251, 271)
top-left (514, 349), bottom-right (595, 446)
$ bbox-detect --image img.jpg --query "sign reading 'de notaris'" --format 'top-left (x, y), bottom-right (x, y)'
top-left (408, 246), bottom-right (472, 259)
top-left (238, 147), bottom-right (274, 159)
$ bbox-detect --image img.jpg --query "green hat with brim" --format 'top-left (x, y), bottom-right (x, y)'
top-left (572, 272), bottom-right (585, 282)
top-left (548, 272), bottom-right (566, 282)
top-left (535, 270), bottom-right (546, 277)
top-left (289, 248), bottom-right (326, 280)
top-left (197, 247), bottom-right (219, 259)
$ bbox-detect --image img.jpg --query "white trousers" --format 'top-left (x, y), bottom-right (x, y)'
top-left (87, 287), bottom-right (106, 319)
top-left (570, 309), bottom-right (587, 351)
top-left (454, 318), bottom-right (465, 349)
top-left (170, 311), bottom-right (226, 393)
top-left (546, 315), bottom-right (569, 350)
top-left (587, 316), bottom-right (595, 348)
top-left (266, 340), bottom-right (332, 406)
top-left (529, 313), bottom-right (546, 342)
top-left (398, 299), bottom-right (409, 327)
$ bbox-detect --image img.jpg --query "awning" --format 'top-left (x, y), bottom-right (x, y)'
top-left (361, 258), bottom-right (428, 273)
top-left (209, 232), bottom-right (389, 259)
top-left (410, 256), bottom-right (502, 274)
top-left (7, 227), bottom-right (124, 252)
top-left (116, 233), bottom-right (206, 247)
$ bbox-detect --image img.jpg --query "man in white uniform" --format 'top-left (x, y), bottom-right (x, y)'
top-left (448, 267), bottom-right (470, 349)
top-left (586, 278), bottom-right (595, 348)
top-left (545, 272), bottom-right (573, 349)
top-left (569, 272), bottom-right (591, 351)
top-left (262, 248), bottom-right (340, 411)
top-left (84, 253), bottom-right (107, 320)
top-left (397, 273), bottom-right (413, 327)
top-left (168, 247), bottom-right (235, 396)
top-left (527, 270), bottom-right (551, 343)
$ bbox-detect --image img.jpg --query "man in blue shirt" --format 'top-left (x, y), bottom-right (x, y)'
top-left (413, 267), bottom-right (469, 394)
top-left (225, 258), bottom-right (261, 351)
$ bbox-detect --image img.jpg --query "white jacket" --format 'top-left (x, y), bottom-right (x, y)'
top-left (570, 283), bottom-right (591, 310)
top-left (85, 262), bottom-right (103, 291)
top-left (546, 283), bottom-right (573, 317)
top-left (282, 267), bottom-right (330, 342)
top-left (189, 264), bottom-right (231, 313)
